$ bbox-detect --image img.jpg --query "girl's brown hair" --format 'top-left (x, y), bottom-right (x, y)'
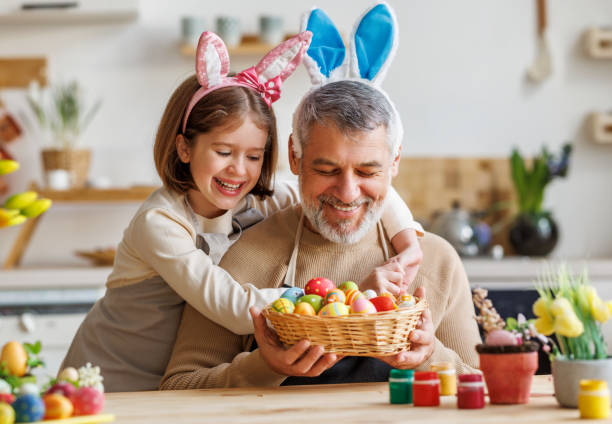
top-left (153, 75), bottom-right (277, 198)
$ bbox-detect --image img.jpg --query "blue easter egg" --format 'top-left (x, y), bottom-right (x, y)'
top-left (13, 393), bottom-right (45, 423)
top-left (280, 287), bottom-right (304, 304)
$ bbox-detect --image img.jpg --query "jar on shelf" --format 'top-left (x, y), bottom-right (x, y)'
top-left (388, 368), bottom-right (413, 404)
top-left (457, 374), bottom-right (485, 409)
top-left (413, 371), bottom-right (440, 407)
top-left (430, 361), bottom-right (457, 396)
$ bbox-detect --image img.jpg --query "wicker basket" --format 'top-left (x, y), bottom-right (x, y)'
top-left (41, 148), bottom-right (91, 188)
top-left (262, 298), bottom-right (427, 356)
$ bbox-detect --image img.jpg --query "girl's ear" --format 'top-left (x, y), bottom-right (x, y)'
top-left (194, 31), bottom-right (230, 90)
top-left (176, 134), bottom-right (191, 163)
top-left (301, 8), bottom-right (347, 85)
top-left (254, 31), bottom-right (312, 86)
top-left (348, 2), bottom-right (398, 86)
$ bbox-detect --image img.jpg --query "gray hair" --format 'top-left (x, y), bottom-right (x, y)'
top-left (291, 80), bottom-right (402, 158)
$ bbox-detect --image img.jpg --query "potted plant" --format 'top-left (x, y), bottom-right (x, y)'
top-left (27, 80), bottom-right (101, 188)
top-left (509, 143), bottom-right (572, 256)
top-left (533, 265), bottom-right (612, 408)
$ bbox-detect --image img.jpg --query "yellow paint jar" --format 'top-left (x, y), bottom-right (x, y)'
top-left (578, 379), bottom-right (610, 419)
top-left (430, 361), bottom-right (457, 396)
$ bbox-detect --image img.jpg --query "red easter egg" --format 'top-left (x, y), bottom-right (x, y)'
top-left (0, 393), bottom-right (15, 404)
top-left (46, 381), bottom-right (77, 399)
top-left (370, 296), bottom-right (396, 312)
top-left (71, 387), bottom-right (104, 416)
top-left (305, 278), bottom-right (336, 297)
top-left (43, 393), bottom-right (73, 419)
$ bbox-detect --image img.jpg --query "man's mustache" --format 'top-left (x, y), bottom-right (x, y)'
top-left (316, 194), bottom-right (373, 209)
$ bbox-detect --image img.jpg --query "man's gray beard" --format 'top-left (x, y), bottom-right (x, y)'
top-left (301, 189), bottom-right (385, 245)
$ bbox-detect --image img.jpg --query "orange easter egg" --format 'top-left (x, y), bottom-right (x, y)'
top-left (294, 302), bottom-right (316, 316)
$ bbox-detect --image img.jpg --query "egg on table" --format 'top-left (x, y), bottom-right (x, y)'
top-left (296, 294), bottom-right (324, 314)
top-left (325, 289), bottom-right (346, 305)
top-left (0, 341), bottom-right (27, 377)
top-left (12, 394), bottom-right (45, 423)
top-left (0, 379), bottom-right (11, 394)
top-left (0, 403), bottom-right (15, 424)
top-left (305, 277), bottom-right (336, 297)
top-left (43, 394), bottom-right (73, 420)
top-left (280, 287), bottom-right (305, 304)
top-left (293, 302), bottom-right (316, 316)
top-left (71, 387), bottom-right (105, 415)
top-left (271, 298), bottom-right (295, 314)
top-left (350, 297), bottom-right (377, 314)
top-left (318, 302), bottom-right (350, 317)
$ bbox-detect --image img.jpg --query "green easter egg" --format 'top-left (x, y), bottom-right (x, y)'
top-left (296, 294), bottom-right (324, 314)
top-left (339, 281), bottom-right (359, 293)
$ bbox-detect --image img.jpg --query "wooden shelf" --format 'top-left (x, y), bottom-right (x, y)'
top-left (584, 27), bottom-right (612, 59)
top-left (0, 57), bottom-right (47, 88)
top-left (180, 33), bottom-right (296, 56)
top-left (2, 185), bottom-right (158, 270)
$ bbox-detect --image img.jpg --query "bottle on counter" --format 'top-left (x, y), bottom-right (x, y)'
top-left (430, 361), bottom-right (457, 396)
top-left (457, 374), bottom-right (485, 409)
top-left (388, 368), bottom-right (413, 404)
top-left (578, 379), bottom-right (610, 419)
top-left (413, 371), bottom-right (440, 407)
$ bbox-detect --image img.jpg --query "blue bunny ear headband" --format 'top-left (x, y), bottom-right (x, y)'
top-left (298, 2), bottom-right (403, 156)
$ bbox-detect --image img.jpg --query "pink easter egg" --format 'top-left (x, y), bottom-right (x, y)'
top-left (485, 329), bottom-right (519, 346)
top-left (345, 289), bottom-right (365, 305)
top-left (71, 387), bottom-right (104, 416)
top-left (305, 278), bottom-right (336, 297)
top-left (350, 297), bottom-right (377, 314)
top-left (46, 381), bottom-right (76, 399)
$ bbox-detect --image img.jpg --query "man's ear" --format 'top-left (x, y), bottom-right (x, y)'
top-left (391, 144), bottom-right (401, 178)
top-left (176, 134), bottom-right (191, 163)
top-left (288, 134), bottom-right (300, 175)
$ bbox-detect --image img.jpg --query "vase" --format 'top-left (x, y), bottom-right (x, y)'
top-left (552, 357), bottom-right (612, 408)
top-left (41, 148), bottom-right (91, 189)
top-left (509, 212), bottom-right (558, 256)
top-left (478, 350), bottom-right (539, 404)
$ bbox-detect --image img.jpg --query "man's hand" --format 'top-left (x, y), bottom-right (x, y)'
top-left (389, 228), bottom-right (423, 292)
top-left (375, 287), bottom-right (434, 369)
top-left (250, 306), bottom-right (342, 377)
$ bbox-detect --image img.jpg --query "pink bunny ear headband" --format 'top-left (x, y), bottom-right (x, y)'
top-left (182, 31), bottom-right (312, 134)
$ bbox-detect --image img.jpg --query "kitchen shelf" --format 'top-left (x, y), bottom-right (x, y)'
top-left (180, 33), bottom-right (296, 56)
top-left (588, 112), bottom-right (612, 144)
top-left (584, 27), bottom-right (612, 59)
top-left (2, 184), bottom-right (158, 270)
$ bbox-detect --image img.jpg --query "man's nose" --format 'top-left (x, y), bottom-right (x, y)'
top-left (334, 172), bottom-right (361, 204)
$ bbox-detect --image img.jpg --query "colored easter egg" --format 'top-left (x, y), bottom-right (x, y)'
top-left (71, 387), bottom-right (104, 416)
top-left (338, 281), bottom-right (359, 293)
top-left (398, 301), bottom-right (414, 309)
top-left (43, 394), bottom-right (73, 420)
top-left (58, 367), bottom-right (79, 383)
top-left (380, 292), bottom-right (397, 303)
top-left (280, 287), bottom-right (305, 304)
top-left (305, 278), bottom-right (336, 297)
top-left (0, 342), bottom-right (27, 377)
top-left (45, 381), bottom-right (76, 399)
top-left (0, 403), bottom-right (15, 424)
top-left (271, 298), bottom-right (295, 314)
top-left (325, 289), bottom-right (346, 305)
top-left (319, 302), bottom-right (350, 317)
top-left (362, 289), bottom-right (377, 300)
top-left (0, 379), bottom-right (11, 394)
top-left (350, 297), bottom-right (377, 314)
top-left (294, 302), bottom-right (316, 316)
top-left (296, 295), bottom-right (324, 314)
top-left (485, 329), bottom-right (519, 346)
top-left (370, 296), bottom-right (396, 312)
top-left (17, 383), bottom-right (38, 396)
top-left (345, 289), bottom-right (365, 306)
top-left (0, 394), bottom-right (15, 405)
top-left (12, 394), bottom-right (45, 423)
top-left (399, 294), bottom-right (416, 306)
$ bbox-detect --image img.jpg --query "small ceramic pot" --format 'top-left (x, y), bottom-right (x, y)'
top-left (479, 351), bottom-right (538, 404)
top-left (509, 212), bottom-right (558, 256)
top-left (552, 357), bottom-right (612, 408)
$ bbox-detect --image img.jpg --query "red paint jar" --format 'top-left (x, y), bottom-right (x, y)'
top-left (413, 371), bottom-right (440, 406)
top-left (457, 374), bottom-right (485, 409)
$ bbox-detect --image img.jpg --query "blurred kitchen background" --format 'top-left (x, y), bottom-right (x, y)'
top-left (0, 0), bottom-right (611, 374)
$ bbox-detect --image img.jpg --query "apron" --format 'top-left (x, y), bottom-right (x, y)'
top-left (277, 212), bottom-right (394, 385)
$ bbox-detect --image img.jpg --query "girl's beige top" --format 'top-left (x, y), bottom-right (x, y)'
top-left (61, 183), bottom-right (421, 392)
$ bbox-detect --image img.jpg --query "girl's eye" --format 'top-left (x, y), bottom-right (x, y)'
top-left (216, 151), bottom-right (231, 157)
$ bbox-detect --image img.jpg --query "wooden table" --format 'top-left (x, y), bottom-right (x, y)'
top-left (104, 375), bottom-right (588, 424)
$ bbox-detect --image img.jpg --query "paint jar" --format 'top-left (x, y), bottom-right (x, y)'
top-left (389, 368), bottom-right (413, 404)
top-left (578, 379), bottom-right (610, 419)
top-left (457, 374), bottom-right (485, 409)
top-left (430, 361), bottom-right (457, 396)
top-left (413, 371), bottom-right (440, 406)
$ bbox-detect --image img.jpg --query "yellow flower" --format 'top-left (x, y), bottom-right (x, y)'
top-left (606, 300), bottom-right (612, 316)
top-left (534, 316), bottom-right (555, 335)
top-left (533, 297), bottom-right (555, 335)
top-left (550, 297), bottom-right (574, 317)
top-left (554, 314), bottom-right (584, 338)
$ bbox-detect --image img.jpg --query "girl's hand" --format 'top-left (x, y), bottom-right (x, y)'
top-left (250, 307), bottom-right (342, 377)
top-left (358, 260), bottom-right (405, 296)
top-left (389, 228), bottom-right (423, 292)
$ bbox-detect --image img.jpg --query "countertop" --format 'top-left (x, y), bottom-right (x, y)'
top-left (102, 375), bottom-right (585, 424)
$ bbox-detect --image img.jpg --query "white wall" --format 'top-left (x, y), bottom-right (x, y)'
top-left (0, 0), bottom-right (611, 266)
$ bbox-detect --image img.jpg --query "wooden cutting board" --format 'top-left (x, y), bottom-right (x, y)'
top-left (393, 157), bottom-right (517, 253)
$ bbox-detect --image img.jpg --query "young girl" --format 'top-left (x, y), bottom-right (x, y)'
top-left (61, 31), bottom-right (423, 392)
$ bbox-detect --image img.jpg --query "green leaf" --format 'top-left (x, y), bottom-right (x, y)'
top-left (505, 317), bottom-right (518, 330)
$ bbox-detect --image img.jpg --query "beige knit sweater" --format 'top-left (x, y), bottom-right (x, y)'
top-left (160, 205), bottom-right (481, 390)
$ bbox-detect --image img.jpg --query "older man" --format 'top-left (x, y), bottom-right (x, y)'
top-left (160, 81), bottom-right (481, 390)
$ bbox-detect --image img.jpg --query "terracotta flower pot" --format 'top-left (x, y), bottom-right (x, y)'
top-left (552, 357), bottom-right (612, 408)
top-left (478, 350), bottom-right (539, 404)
